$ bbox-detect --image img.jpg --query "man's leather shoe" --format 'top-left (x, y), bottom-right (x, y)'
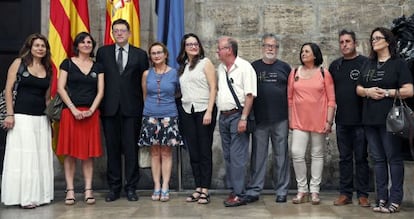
top-left (275, 195), bottom-right (287, 203)
top-left (224, 192), bottom-right (235, 203)
top-left (358, 196), bottom-right (370, 207)
top-left (244, 195), bottom-right (259, 203)
top-left (105, 191), bottom-right (120, 202)
top-left (126, 190), bottom-right (139, 201)
top-left (224, 195), bottom-right (246, 207)
top-left (333, 194), bottom-right (352, 206)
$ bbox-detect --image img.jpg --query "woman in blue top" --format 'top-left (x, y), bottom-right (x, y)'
top-left (139, 42), bottom-right (181, 202)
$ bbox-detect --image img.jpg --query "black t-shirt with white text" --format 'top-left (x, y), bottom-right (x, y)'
top-left (357, 57), bottom-right (412, 125)
top-left (251, 59), bottom-right (291, 123)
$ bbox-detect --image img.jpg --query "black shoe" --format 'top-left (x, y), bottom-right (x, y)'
top-left (105, 191), bottom-right (120, 202)
top-left (126, 190), bottom-right (139, 201)
top-left (276, 195), bottom-right (287, 203)
top-left (244, 195), bottom-right (259, 203)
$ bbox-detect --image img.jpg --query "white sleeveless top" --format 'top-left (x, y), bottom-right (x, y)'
top-left (179, 58), bottom-right (211, 114)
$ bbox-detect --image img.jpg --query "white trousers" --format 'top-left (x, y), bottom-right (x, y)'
top-left (290, 129), bottom-right (325, 193)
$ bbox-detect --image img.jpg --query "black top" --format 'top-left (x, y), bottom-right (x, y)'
top-left (329, 55), bottom-right (368, 125)
top-left (60, 59), bottom-right (103, 108)
top-left (357, 57), bottom-right (412, 125)
top-left (251, 59), bottom-right (291, 123)
top-left (14, 65), bottom-right (50, 115)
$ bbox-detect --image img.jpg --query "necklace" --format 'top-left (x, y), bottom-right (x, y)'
top-left (155, 65), bottom-right (168, 104)
top-left (377, 61), bottom-right (387, 69)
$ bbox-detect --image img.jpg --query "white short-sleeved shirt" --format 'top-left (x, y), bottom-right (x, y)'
top-left (216, 56), bottom-right (257, 111)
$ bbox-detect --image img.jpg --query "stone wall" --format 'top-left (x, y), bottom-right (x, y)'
top-left (39, 0), bottom-right (414, 200)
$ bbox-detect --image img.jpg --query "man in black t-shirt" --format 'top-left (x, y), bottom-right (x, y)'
top-left (244, 33), bottom-right (291, 203)
top-left (329, 29), bottom-right (370, 207)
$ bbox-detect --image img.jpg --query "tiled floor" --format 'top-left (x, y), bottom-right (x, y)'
top-left (1, 191), bottom-right (413, 219)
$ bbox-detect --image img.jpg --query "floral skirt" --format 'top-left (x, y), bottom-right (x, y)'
top-left (138, 116), bottom-right (182, 147)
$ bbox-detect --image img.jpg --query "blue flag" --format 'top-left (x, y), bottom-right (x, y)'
top-left (156, 0), bottom-right (184, 69)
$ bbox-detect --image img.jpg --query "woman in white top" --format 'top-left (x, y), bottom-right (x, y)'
top-left (176, 33), bottom-right (217, 204)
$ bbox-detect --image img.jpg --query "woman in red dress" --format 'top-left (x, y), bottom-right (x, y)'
top-left (56, 32), bottom-right (104, 205)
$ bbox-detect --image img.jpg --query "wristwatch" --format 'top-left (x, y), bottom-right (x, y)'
top-left (385, 89), bottom-right (390, 97)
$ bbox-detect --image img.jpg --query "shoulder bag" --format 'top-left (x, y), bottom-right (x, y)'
top-left (386, 89), bottom-right (414, 138)
top-left (0, 62), bottom-right (25, 124)
top-left (224, 72), bottom-right (256, 134)
top-left (44, 59), bottom-right (71, 121)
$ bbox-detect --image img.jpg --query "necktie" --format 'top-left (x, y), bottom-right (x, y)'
top-left (117, 47), bottom-right (124, 73)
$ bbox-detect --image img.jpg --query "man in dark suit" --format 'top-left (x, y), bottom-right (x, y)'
top-left (96, 19), bottom-right (149, 202)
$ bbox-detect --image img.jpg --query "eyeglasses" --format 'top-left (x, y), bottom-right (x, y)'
top-left (112, 29), bottom-right (128, 34)
top-left (185, 43), bottom-right (199, 48)
top-left (150, 51), bottom-right (164, 56)
top-left (371, 36), bottom-right (385, 42)
top-left (217, 46), bottom-right (229, 51)
top-left (262, 44), bottom-right (279, 49)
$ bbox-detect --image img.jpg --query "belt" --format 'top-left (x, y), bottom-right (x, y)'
top-left (220, 108), bottom-right (240, 116)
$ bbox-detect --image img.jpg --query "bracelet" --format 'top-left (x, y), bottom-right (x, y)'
top-left (364, 88), bottom-right (369, 98)
top-left (5, 114), bottom-right (14, 117)
top-left (327, 120), bottom-right (333, 125)
top-left (68, 103), bottom-right (75, 108)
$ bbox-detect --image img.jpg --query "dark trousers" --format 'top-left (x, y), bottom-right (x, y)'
top-left (102, 110), bottom-right (141, 193)
top-left (365, 125), bottom-right (404, 204)
top-left (335, 125), bottom-right (369, 198)
top-left (180, 106), bottom-right (217, 189)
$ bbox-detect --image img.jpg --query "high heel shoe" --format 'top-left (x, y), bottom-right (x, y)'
top-left (152, 190), bottom-right (161, 201)
top-left (84, 188), bottom-right (96, 205)
top-left (160, 190), bottom-right (170, 202)
top-left (65, 189), bottom-right (76, 205)
top-left (311, 193), bottom-right (320, 205)
top-left (381, 203), bottom-right (400, 213)
top-left (292, 192), bottom-right (308, 204)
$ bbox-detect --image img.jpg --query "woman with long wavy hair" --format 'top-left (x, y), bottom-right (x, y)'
top-left (1, 33), bottom-right (53, 209)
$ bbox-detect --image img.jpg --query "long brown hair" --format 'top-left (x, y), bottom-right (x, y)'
top-left (18, 33), bottom-right (52, 77)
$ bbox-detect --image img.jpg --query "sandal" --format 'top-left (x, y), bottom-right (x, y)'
top-left (160, 190), bottom-right (170, 202)
top-left (381, 203), bottom-right (400, 213)
top-left (21, 204), bottom-right (37, 209)
top-left (186, 191), bottom-right (201, 202)
top-left (373, 200), bottom-right (387, 212)
top-left (311, 193), bottom-right (320, 205)
top-left (65, 189), bottom-right (76, 205)
top-left (292, 192), bottom-right (308, 204)
top-left (84, 188), bottom-right (96, 205)
top-left (198, 192), bottom-right (210, 204)
top-left (152, 190), bottom-right (161, 201)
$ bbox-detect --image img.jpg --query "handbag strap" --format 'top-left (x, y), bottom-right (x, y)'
top-left (394, 88), bottom-right (414, 158)
top-left (13, 61), bottom-right (25, 92)
top-left (225, 71), bottom-right (243, 111)
top-left (392, 89), bottom-right (405, 107)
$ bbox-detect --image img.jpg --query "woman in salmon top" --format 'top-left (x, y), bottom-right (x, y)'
top-left (287, 42), bottom-right (336, 205)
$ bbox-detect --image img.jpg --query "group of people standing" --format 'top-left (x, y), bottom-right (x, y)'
top-left (0, 17), bottom-right (412, 215)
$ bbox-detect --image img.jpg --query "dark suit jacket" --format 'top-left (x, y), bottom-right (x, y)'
top-left (96, 44), bottom-right (149, 117)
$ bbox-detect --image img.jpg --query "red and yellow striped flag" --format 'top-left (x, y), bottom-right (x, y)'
top-left (48, 0), bottom-right (90, 164)
top-left (49, 0), bottom-right (90, 96)
top-left (104, 0), bottom-right (140, 47)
